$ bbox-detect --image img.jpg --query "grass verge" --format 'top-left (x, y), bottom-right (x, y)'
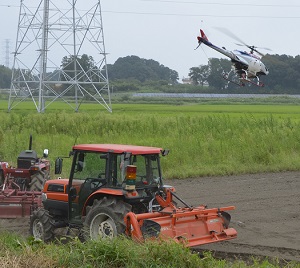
top-left (0, 232), bottom-right (299, 268)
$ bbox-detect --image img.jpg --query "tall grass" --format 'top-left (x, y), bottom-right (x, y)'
top-left (0, 232), bottom-right (297, 268)
top-left (0, 103), bottom-right (300, 179)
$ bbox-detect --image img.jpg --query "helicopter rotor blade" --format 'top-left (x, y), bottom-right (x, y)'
top-left (252, 47), bottom-right (265, 57)
top-left (257, 47), bottom-right (272, 51)
top-left (214, 27), bottom-right (271, 56)
top-left (214, 27), bottom-right (247, 46)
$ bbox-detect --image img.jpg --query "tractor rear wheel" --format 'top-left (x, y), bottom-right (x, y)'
top-left (30, 208), bottom-right (55, 242)
top-left (83, 197), bottom-right (131, 240)
top-left (29, 170), bottom-right (50, 191)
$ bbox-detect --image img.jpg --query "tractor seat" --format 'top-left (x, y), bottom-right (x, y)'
top-left (78, 178), bottom-right (107, 210)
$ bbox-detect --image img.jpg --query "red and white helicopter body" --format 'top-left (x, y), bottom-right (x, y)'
top-left (197, 29), bottom-right (269, 87)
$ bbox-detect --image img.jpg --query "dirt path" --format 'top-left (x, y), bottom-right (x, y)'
top-left (165, 171), bottom-right (300, 262)
top-left (0, 171), bottom-right (299, 263)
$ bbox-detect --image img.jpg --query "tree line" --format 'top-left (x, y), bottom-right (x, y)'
top-left (0, 54), bottom-right (299, 94)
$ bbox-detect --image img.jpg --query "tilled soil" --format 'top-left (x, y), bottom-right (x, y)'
top-left (0, 171), bottom-right (299, 263)
top-left (165, 171), bottom-right (300, 262)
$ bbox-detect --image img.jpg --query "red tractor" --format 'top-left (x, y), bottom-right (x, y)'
top-left (0, 136), bottom-right (50, 218)
top-left (30, 144), bottom-right (237, 246)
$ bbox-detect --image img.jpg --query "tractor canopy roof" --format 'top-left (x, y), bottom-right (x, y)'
top-left (72, 144), bottom-right (164, 155)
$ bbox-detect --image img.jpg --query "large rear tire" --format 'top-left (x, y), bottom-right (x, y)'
top-left (29, 170), bottom-right (49, 191)
top-left (83, 197), bottom-right (131, 241)
top-left (30, 208), bottom-right (55, 242)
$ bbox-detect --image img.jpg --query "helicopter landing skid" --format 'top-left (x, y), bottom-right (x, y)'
top-left (240, 78), bottom-right (265, 87)
top-left (222, 74), bottom-right (245, 87)
top-left (239, 72), bottom-right (265, 87)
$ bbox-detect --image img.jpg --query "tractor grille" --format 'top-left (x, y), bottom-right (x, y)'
top-left (17, 150), bottom-right (38, 169)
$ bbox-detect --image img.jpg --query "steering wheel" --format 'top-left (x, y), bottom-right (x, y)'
top-left (86, 178), bottom-right (107, 190)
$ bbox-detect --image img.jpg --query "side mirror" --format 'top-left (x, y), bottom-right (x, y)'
top-left (55, 157), bottom-right (63, 174)
top-left (161, 149), bottom-right (169, 156)
top-left (43, 149), bottom-right (49, 158)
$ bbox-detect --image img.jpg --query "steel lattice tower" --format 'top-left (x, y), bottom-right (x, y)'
top-left (9, 0), bottom-right (111, 113)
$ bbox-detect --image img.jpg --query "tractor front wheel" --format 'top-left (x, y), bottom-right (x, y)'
top-left (83, 197), bottom-right (131, 240)
top-left (30, 208), bottom-right (55, 242)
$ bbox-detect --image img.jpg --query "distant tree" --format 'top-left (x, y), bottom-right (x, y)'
top-left (263, 54), bottom-right (300, 93)
top-left (106, 56), bottom-right (179, 84)
top-left (0, 65), bottom-right (12, 88)
top-left (188, 65), bottom-right (209, 86)
top-left (206, 58), bottom-right (231, 90)
top-left (61, 54), bottom-right (98, 81)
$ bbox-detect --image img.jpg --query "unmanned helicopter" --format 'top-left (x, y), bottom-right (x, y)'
top-left (196, 29), bottom-right (270, 87)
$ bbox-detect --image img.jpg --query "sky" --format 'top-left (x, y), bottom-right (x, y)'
top-left (0, 0), bottom-right (299, 80)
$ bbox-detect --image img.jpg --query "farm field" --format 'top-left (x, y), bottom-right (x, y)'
top-left (0, 100), bottom-right (300, 265)
top-left (0, 101), bottom-right (300, 179)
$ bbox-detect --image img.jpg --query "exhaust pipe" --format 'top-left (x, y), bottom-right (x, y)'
top-left (29, 135), bottom-right (33, 150)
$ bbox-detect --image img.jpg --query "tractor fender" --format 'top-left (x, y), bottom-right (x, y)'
top-left (82, 189), bottom-right (124, 216)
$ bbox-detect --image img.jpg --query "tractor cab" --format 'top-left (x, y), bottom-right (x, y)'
top-left (51, 144), bottom-right (169, 224)
top-left (69, 151), bottom-right (163, 188)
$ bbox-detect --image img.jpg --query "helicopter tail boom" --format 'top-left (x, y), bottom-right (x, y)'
top-left (197, 29), bottom-right (244, 63)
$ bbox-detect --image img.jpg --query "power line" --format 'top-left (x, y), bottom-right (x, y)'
top-left (0, 5), bottom-right (19, 7)
top-left (103, 10), bottom-right (300, 19)
top-left (139, 0), bottom-right (300, 8)
top-left (1, 3), bottom-right (299, 19)
top-left (2, 1), bottom-right (300, 8)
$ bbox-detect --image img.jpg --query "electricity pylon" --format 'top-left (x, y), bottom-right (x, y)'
top-left (9, 0), bottom-right (111, 113)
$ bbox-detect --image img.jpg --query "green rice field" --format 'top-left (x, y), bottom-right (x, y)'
top-left (0, 100), bottom-right (300, 179)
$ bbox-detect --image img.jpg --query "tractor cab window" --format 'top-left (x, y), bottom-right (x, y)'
top-left (109, 153), bottom-right (161, 188)
top-left (73, 152), bottom-right (106, 181)
top-left (133, 154), bottom-right (160, 187)
top-left (72, 152), bottom-right (161, 188)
